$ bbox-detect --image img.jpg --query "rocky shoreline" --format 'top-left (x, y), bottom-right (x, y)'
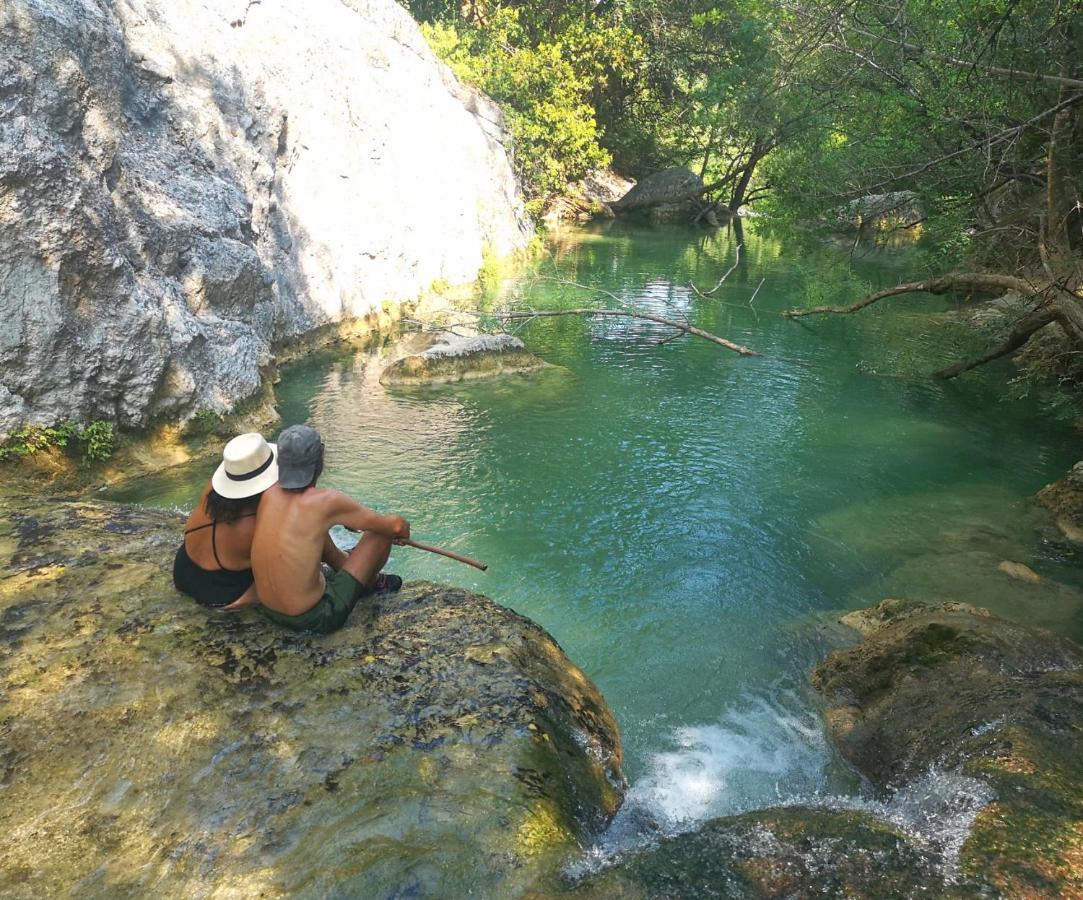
top-left (3, 485), bottom-right (1082, 897)
top-left (0, 496), bottom-right (622, 897)
top-left (570, 599), bottom-right (1083, 898)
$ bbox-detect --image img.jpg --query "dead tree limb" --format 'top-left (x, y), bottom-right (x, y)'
top-left (782, 273), bottom-right (1038, 317)
top-left (933, 305), bottom-right (1058, 379)
top-left (482, 309), bottom-right (759, 356)
top-left (689, 243), bottom-right (742, 297)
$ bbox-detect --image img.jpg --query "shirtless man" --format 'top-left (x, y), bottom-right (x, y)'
top-left (251, 424), bottom-right (409, 633)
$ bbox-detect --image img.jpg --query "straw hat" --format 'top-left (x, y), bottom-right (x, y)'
top-left (211, 433), bottom-right (279, 499)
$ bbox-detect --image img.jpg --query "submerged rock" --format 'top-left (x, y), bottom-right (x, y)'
top-left (1037, 460), bottom-right (1083, 543)
top-left (380, 332), bottom-right (550, 386)
top-left (0, 0), bottom-right (530, 438)
top-left (816, 598), bottom-right (1083, 898)
top-left (0, 496), bottom-right (622, 897)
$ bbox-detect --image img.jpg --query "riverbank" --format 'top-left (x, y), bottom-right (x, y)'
top-left (4, 491), bottom-right (1080, 897)
top-left (0, 494), bottom-right (623, 897)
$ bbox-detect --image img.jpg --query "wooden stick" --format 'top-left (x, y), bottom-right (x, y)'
top-left (401, 539), bottom-right (488, 572)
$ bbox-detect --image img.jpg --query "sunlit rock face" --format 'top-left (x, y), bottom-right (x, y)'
top-left (0, 496), bottom-right (621, 896)
top-left (0, 0), bottom-right (531, 438)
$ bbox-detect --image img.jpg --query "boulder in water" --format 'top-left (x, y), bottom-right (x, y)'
top-left (816, 598), bottom-right (1083, 897)
top-left (380, 332), bottom-right (550, 386)
top-left (566, 807), bottom-right (952, 898)
top-left (0, 495), bottom-right (623, 896)
top-left (610, 167), bottom-right (705, 223)
top-left (827, 191), bottom-right (924, 233)
top-left (1037, 460), bottom-right (1083, 543)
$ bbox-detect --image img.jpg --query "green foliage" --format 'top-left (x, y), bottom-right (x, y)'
top-left (421, 10), bottom-right (641, 202)
top-left (0, 420), bottom-right (117, 465)
top-left (183, 409), bottom-right (222, 439)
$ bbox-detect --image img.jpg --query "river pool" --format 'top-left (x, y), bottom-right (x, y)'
top-left (110, 221), bottom-right (1083, 846)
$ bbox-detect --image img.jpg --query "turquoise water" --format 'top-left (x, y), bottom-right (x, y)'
top-left (112, 221), bottom-right (1083, 834)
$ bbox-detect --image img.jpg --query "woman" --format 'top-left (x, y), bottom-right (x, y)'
top-left (173, 432), bottom-right (279, 610)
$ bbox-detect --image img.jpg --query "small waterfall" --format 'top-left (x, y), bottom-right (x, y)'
top-left (575, 691), bottom-right (993, 880)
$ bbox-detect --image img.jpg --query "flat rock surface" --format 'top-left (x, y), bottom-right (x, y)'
top-left (381, 331), bottom-right (549, 385)
top-left (0, 495), bottom-right (622, 897)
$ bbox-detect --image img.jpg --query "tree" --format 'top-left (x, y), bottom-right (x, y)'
top-left (767, 0), bottom-right (1083, 377)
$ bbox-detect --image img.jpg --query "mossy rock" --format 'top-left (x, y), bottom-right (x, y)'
top-left (565, 807), bottom-right (969, 898)
top-left (815, 599), bottom-right (1083, 898)
top-left (0, 496), bottom-right (623, 897)
top-left (380, 333), bottom-right (550, 386)
top-left (1037, 460), bottom-right (1083, 543)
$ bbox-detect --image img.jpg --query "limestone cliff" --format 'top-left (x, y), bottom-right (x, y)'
top-left (0, 0), bottom-right (531, 438)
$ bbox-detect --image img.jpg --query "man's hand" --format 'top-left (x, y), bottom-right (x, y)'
top-left (387, 514), bottom-right (410, 543)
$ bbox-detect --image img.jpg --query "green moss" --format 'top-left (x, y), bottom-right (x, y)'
top-left (0, 420), bottom-right (116, 465)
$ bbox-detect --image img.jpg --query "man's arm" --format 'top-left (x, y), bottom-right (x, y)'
top-left (319, 489), bottom-right (410, 541)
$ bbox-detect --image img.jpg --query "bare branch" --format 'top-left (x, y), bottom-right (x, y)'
top-left (689, 243), bottom-right (742, 297)
top-left (782, 273), bottom-right (1039, 317)
top-left (749, 278), bottom-right (766, 306)
top-left (934, 305), bottom-right (1057, 379)
top-left (481, 308), bottom-right (759, 356)
top-left (844, 24), bottom-right (1083, 90)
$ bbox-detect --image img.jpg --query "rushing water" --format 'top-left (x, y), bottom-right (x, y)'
top-left (111, 221), bottom-right (1083, 850)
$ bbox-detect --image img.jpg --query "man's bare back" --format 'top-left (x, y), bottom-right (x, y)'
top-left (252, 484), bottom-right (408, 615)
top-left (251, 425), bottom-right (409, 632)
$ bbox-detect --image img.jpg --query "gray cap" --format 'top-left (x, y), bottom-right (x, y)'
top-left (277, 424), bottom-right (324, 489)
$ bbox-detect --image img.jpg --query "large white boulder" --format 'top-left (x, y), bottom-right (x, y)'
top-left (0, 0), bottom-right (531, 437)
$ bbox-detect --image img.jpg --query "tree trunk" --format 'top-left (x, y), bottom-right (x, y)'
top-left (728, 139), bottom-right (765, 211)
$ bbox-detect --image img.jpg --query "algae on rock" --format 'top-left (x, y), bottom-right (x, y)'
top-left (0, 496), bottom-right (622, 897)
top-left (816, 598), bottom-right (1083, 898)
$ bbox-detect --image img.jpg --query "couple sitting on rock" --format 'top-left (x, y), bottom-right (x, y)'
top-left (172, 424), bottom-right (409, 633)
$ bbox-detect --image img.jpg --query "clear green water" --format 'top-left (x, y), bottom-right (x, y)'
top-left (111, 221), bottom-right (1083, 835)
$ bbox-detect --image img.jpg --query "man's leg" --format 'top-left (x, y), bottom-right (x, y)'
top-left (340, 531), bottom-right (393, 589)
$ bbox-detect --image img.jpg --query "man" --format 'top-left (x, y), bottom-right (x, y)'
top-left (251, 424), bottom-right (409, 633)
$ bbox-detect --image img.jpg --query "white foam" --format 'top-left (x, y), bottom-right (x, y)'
top-left (589, 690), bottom-right (833, 859)
top-left (577, 692), bottom-right (994, 881)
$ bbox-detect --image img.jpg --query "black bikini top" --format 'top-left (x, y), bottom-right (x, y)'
top-left (183, 513), bottom-right (256, 572)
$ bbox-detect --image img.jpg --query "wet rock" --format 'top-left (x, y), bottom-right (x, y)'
top-left (380, 332), bottom-right (550, 386)
top-left (566, 808), bottom-right (961, 898)
top-left (542, 169), bottom-right (634, 224)
top-left (1037, 461), bottom-right (1083, 543)
top-left (0, 495), bottom-right (622, 897)
top-left (0, 0), bottom-right (530, 438)
top-left (827, 191), bottom-right (924, 233)
top-left (816, 598), bottom-right (1083, 898)
top-left (610, 168), bottom-right (704, 223)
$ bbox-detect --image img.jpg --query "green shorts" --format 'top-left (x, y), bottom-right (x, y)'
top-left (260, 569), bottom-right (373, 634)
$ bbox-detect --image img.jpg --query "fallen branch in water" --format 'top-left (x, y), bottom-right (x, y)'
top-left (781, 273), bottom-right (1037, 318)
top-left (482, 308), bottom-right (760, 356)
top-left (689, 243), bottom-right (742, 298)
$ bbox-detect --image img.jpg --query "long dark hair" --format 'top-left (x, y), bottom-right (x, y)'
top-left (204, 489), bottom-right (262, 523)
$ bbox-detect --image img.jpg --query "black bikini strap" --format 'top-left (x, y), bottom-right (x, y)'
top-left (211, 519), bottom-right (226, 570)
top-left (183, 521), bottom-right (214, 535)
